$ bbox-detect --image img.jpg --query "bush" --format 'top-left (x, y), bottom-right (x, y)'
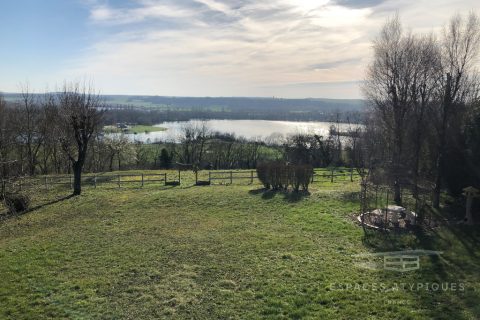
top-left (269, 161), bottom-right (289, 190)
top-left (256, 161), bottom-right (313, 192)
top-left (291, 164), bottom-right (313, 192)
top-left (2, 193), bottom-right (30, 214)
top-left (159, 148), bottom-right (173, 169)
top-left (256, 163), bottom-right (270, 189)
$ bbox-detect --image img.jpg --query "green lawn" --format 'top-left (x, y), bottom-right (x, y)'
top-left (129, 125), bottom-right (166, 134)
top-left (104, 125), bottom-right (166, 134)
top-left (0, 171), bottom-right (479, 319)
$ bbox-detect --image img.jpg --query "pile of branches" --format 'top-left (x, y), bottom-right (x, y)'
top-left (1, 177), bottom-right (31, 215)
top-left (1, 193), bottom-right (30, 214)
top-left (257, 161), bottom-right (313, 192)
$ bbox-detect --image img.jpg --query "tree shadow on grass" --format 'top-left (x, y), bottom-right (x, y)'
top-left (359, 223), bottom-right (480, 319)
top-left (361, 225), bottom-right (441, 252)
top-left (0, 194), bottom-right (74, 223)
top-left (248, 188), bottom-right (310, 203)
top-left (443, 224), bottom-right (480, 259)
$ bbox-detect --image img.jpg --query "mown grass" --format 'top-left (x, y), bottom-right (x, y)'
top-left (0, 170), bottom-right (479, 319)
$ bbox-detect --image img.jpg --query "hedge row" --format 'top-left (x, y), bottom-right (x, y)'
top-left (257, 161), bottom-right (313, 192)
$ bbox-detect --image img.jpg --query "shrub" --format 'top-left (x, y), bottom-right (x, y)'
top-left (291, 164), bottom-right (313, 192)
top-left (256, 163), bottom-right (270, 189)
top-left (256, 162), bottom-right (313, 192)
top-left (159, 148), bottom-right (173, 169)
top-left (2, 193), bottom-right (30, 214)
top-left (269, 161), bottom-right (289, 190)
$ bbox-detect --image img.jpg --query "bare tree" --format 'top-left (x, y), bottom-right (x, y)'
top-left (36, 92), bottom-right (60, 175)
top-left (177, 121), bottom-right (210, 166)
top-left (0, 94), bottom-right (14, 178)
top-left (14, 84), bottom-right (46, 176)
top-left (55, 83), bottom-right (103, 195)
top-left (432, 12), bottom-right (480, 207)
top-left (102, 134), bottom-right (135, 171)
top-left (363, 15), bottom-right (439, 204)
top-left (363, 16), bottom-right (416, 204)
top-left (407, 35), bottom-right (442, 198)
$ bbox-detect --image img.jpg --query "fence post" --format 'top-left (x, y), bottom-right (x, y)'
top-left (250, 170), bottom-right (254, 184)
top-left (384, 190), bottom-right (389, 231)
top-left (331, 169), bottom-right (334, 183)
top-left (141, 174), bottom-right (144, 187)
top-left (350, 168), bottom-right (353, 182)
top-left (118, 175), bottom-right (121, 188)
top-left (208, 172), bottom-right (211, 184)
top-left (230, 171), bottom-right (233, 185)
top-left (94, 175), bottom-right (97, 188)
top-left (164, 173), bottom-right (167, 186)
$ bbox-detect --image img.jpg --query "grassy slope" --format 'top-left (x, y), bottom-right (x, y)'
top-left (0, 171), bottom-right (479, 319)
top-left (104, 125), bottom-right (166, 134)
top-left (128, 125), bottom-right (167, 134)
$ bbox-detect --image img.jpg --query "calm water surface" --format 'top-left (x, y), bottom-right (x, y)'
top-left (127, 119), bottom-right (360, 143)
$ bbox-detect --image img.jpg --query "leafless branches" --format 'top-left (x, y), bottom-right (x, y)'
top-left (363, 12), bottom-right (480, 207)
top-left (54, 82), bottom-right (104, 195)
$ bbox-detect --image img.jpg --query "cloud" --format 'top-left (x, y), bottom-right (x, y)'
top-left (55, 0), bottom-right (480, 98)
top-left (89, 2), bottom-right (197, 25)
top-left (334, 0), bottom-right (388, 9)
top-left (310, 58), bottom-right (363, 70)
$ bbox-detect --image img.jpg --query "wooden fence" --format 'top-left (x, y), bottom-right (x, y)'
top-left (208, 168), bottom-right (360, 185)
top-left (1, 168), bottom-right (360, 193)
top-left (312, 168), bottom-right (360, 183)
top-left (1, 173), bottom-right (170, 193)
top-left (208, 171), bottom-right (257, 184)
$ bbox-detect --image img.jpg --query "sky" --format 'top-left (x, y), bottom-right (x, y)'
top-left (0, 0), bottom-right (479, 99)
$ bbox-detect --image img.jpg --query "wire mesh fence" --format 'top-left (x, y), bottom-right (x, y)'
top-left (1, 167), bottom-right (364, 195)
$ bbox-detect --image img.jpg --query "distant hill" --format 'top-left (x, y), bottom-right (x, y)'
top-left (2, 93), bottom-right (366, 122)
top-left (100, 95), bottom-right (365, 112)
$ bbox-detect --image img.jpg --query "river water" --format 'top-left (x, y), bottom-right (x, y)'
top-left (126, 119), bottom-right (360, 143)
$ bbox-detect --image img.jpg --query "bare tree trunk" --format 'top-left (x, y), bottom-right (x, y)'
top-left (433, 74), bottom-right (452, 208)
top-left (393, 127), bottom-right (403, 205)
top-left (109, 155), bottom-right (114, 172)
top-left (72, 161), bottom-right (82, 195)
top-left (432, 155), bottom-right (443, 208)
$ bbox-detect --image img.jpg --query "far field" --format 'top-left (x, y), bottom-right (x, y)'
top-left (0, 170), bottom-right (479, 319)
top-left (103, 125), bottom-right (166, 134)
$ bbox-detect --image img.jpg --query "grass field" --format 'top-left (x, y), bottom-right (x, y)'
top-left (104, 125), bottom-right (166, 134)
top-left (0, 170), bottom-right (479, 319)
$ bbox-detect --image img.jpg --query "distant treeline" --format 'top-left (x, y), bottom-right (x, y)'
top-left (102, 105), bottom-right (364, 124)
top-left (103, 95), bottom-right (365, 123)
top-left (103, 95), bottom-right (365, 112)
top-left (4, 93), bottom-right (366, 123)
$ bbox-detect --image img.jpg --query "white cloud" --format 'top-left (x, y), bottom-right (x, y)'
top-left (89, 2), bottom-right (195, 24)
top-left (57, 0), bottom-right (480, 98)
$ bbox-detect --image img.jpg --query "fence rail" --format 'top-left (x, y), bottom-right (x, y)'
top-left (1, 173), bottom-right (170, 193)
top-left (1, 168), bottom-right (361, 193)
top-left (312, 168), bottom-right (360, 183)
top-left (208, 171), bottom-right (257, 184)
